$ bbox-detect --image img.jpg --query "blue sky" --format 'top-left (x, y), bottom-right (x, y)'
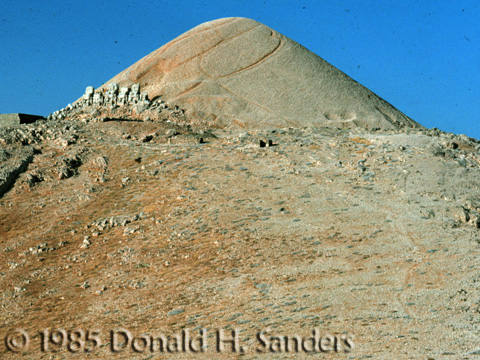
top-left (1, 1), bottom-right (479, 138)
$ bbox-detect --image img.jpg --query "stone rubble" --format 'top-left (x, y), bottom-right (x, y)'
top-left (47, 83), bottom-right (187, 124)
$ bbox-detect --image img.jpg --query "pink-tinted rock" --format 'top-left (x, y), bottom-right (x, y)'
top-left (101, 17), bottom-right (423, 130)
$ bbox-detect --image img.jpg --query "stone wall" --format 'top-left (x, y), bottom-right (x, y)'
top-left (0, 113), bottom-right (44, 126)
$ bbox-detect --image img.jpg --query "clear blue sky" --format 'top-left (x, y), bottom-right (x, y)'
top-left (1, 1), bottom-right (479, 138)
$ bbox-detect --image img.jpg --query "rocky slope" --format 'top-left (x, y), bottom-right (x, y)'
top-left (1, 115), bottom-right (480, 359)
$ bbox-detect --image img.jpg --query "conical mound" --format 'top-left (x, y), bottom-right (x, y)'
top-left (101, 17), bottom-right (423, 130)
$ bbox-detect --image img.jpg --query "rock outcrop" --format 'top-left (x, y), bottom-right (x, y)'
top-left (0, 147), bottom-right (35, 198)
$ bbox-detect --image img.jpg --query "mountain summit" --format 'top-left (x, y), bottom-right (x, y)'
top-left (101, 17), bottom-right (423, 130)
top-left (4, 18), bottom-right (480, 360)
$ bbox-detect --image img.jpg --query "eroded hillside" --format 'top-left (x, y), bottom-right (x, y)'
top-left (1, 117), bottom-right (480, 359)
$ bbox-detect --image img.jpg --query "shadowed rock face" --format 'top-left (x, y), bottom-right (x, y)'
top-left (101, 17), bottom-right (423, 130)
